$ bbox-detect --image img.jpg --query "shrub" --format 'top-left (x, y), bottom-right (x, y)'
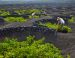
top-left (15, 9), bottom-right (42, 16)
top-left (58, 26), bottom-right (72, 33)
top-left (39, 22), bottom-right (72, 33)
top-left (68, 17), bottom-right (75, 23)
top-left (0, 36), bottom-right (63, 58)
top-left (0, 12), bottom-right (10, 16)
top-left (4, 17), bottom-right (27, 22)
top-left (62, 26), bottom-right (72, 33)
top-left (29, 15), bottom-right (39, 19)
top-left (39, 22), bottom-right (58, 29)
top-left (67, 54), bottom-right (70, 58)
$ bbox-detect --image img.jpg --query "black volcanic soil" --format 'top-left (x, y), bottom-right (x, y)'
top-left (56, 22), bottom-right (75, 58)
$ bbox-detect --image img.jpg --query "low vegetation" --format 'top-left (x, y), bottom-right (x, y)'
top-left (68, 16), bottom-right (75, 23)
top-left (29, 15), bottom-right (39, 19)
top-left (4, 17), bottom-right (27, 22)
top-left (0, 36), bottom-right (63, 58)
top-left (58, 25), bottom-right (72, 33)
top-left (39, 22), bottom-right (58, 29)
top-left (39, 22), bottom-right (72, 33)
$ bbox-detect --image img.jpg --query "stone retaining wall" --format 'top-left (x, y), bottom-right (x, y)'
top-left (0, 26), bottom-right (57, 43)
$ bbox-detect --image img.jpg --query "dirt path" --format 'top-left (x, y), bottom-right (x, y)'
top-left (56, 22), bottom-right (75, 58)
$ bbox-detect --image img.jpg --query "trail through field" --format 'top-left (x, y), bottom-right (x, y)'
top-left (56, 22), bottom-right (75, 58)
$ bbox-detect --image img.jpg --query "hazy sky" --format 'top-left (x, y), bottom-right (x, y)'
top-left (0, 0), bottom-right (71, 1)
top-left (0, 0), bottom-right (74, 3)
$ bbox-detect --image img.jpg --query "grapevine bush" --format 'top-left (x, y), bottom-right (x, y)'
top-left (0, 12), bottom-right (10, 16)
top-left (68, 16), bottom-right (75, 23)
top-left (4, 17), bottom-right (27, 22)
top-left (39, 22), bottom-right (72, 33)
top-left (0, 36), bottom-right (63, 58)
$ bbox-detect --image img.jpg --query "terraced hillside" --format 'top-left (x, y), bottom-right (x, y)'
top-left (0, 15), bottom-right (74, 58)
